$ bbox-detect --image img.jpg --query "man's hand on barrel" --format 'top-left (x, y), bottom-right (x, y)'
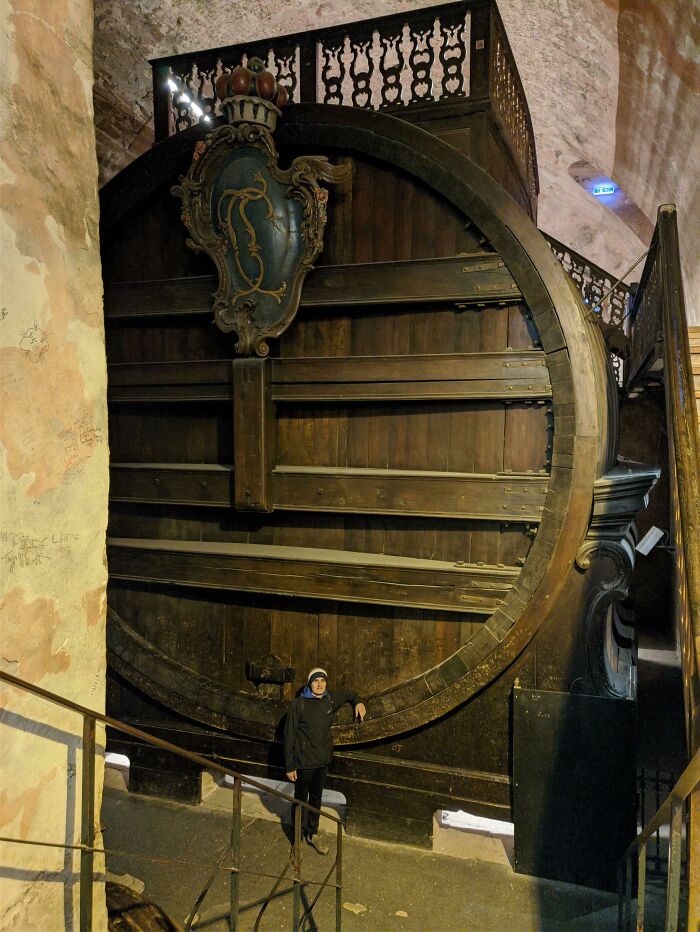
top-left (354, 702), bottom-right (366, 722)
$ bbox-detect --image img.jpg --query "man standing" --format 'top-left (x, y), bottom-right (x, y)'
top-left (284, 667), bottom-right (366, 854)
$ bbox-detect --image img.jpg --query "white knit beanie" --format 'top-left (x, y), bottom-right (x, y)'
top-left (307, 667), bottom-right (328, 685)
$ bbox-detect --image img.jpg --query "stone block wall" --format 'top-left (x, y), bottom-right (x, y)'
top-left (0, 0), bottom-right (108, 928)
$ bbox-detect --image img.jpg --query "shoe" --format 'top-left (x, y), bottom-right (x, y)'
top-left (305, 833), bottom-right (330, 855)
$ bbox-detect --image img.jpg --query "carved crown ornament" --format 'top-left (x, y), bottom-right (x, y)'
top-left (173, 57), bottom-right (350, 357)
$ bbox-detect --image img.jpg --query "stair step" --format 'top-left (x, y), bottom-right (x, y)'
top-left (691, 327), bottom-right (700, 424)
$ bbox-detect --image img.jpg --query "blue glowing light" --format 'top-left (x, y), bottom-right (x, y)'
top-left (592, 183), bottom-right (616, 196)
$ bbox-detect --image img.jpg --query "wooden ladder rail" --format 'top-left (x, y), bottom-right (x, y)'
top-left (0, 668), bottom-right (343, 932)
top-left (626, 204), bottom-right (700, 932)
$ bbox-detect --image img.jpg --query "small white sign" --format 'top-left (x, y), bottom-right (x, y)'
top-left (635, 526), bottom-right (665, 556)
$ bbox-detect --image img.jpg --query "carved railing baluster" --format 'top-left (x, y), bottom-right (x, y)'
top-left (154, 4), bottom-right (478, 122)
top-left (166, 43), bottom-right (301, 131)
top-left (628, 246), bottom-right (662, 388)
top-left (488, 6), bottom-right (538, 216)
top-left (439, 9), bottom-right (469, 98)
top-left (378, 27), bottom-right (405, 108)
top-left (408, 22), bottom-right (436, 104)
top-left (319, 37), bottom-right (346, 105)
top-left (270, 45), bottom-right (300, 104)
top-left (349, 33), bottom-right (375, 109)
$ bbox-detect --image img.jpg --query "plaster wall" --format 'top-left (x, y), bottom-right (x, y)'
top-left (613, 0), bottom-right (699, 323)
top-left (0, 0), bottom-right (108, 928)
top-left (92, 0), bottom-right (699, 322)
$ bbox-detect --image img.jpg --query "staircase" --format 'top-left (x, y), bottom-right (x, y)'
top-left (622, 206), bottom-right (700, 932)
top-left (690, 326), bottom-right (700, 429)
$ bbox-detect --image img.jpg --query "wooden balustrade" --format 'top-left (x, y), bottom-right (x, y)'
top-left (149, 0), bottom-right (539, 218)
top-left (627, 205), bottom-right (700, 930)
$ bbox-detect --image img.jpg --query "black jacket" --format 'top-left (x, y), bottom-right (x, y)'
top-left (284, 689), bottom-right (359, 772)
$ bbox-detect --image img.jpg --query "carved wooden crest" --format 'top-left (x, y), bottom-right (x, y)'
top-left (173, 60), bottom-right (349, 356)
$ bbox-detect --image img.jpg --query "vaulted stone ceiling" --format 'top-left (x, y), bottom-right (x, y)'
top-left (93, 0), bottom-right (699, 321)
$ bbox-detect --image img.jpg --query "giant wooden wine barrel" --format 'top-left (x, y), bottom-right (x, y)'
top-left (102, 102), bottom-right (650, 849)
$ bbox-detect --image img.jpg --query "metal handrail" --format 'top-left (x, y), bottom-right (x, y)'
top-left (0, 667), bottom-right (343, 931)
top-left (617, 750), bottom-right (699, 932)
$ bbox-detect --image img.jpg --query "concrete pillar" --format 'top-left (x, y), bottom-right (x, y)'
top-left (0, 0), bottom-right (108, 927)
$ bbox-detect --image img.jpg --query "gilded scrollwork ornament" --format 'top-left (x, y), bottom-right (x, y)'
top-left (173, 58), bottom-right (349, 357)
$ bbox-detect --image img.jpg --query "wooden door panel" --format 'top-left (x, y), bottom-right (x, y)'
top-left (277, 401), bottom-right (546, 470)
top-left (317, 604), bottom-right (483, 697)
top-left (109, 503), bottom-right (535, 562)
top-left (108, 405), bottom-right (232, 464)
top-left (110, 574), bottom-right (485, 698)
top-left (320, 153), bottom-right (480, 265)
top-left (504, 404), bottom-right (552, 473)
top-left (107, 317), bottom-right (233, 365)
top-left (108, 584), bottom-right (235, 687)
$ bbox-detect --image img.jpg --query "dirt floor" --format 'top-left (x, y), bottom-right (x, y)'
top-left (99, 643), bottom-right (684, 931)
top-left (100, 784), bottom-right (667, 932)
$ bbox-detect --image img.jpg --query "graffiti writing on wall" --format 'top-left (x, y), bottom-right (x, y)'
top-left (1, 529), bottom-right (81, 574)
top-left (19, 323), bottom-right (49, 362)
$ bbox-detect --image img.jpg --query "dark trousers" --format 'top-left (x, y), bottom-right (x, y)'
top-left (294, 766), bottom-right (327, 837)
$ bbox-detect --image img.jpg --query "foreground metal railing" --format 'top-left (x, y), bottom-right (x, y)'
top-left (638, 768), bottom-right (683, 879)
top-left (0, 668), bottom-right (343, 931)
top-left (618, 751), bottom-right (699, 931)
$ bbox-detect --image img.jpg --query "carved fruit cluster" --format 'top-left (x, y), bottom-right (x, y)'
top-left (215, 58), bottom-right (289, 108)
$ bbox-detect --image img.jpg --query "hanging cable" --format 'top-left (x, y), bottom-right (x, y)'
top-left (584, 248), bottom-right (650, 324)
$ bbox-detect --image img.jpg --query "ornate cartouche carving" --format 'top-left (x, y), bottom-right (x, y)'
top-left (173, 59), bottom-right (349, 357)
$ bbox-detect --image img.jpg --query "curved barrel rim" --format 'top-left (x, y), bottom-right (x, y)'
top-left (102, 103), bottom-right (603, 743)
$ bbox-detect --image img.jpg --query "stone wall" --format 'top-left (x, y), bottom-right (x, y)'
top-left (613, 0), bottom-right (699, 324)
top-left (500, 0), bottom-right (698, 323)
top-left (0, 0), bottom-right (108, 928)
top-left (92, 0), bottom-right (699, 323)
top-left (500, 0), bottom-right (644, 277)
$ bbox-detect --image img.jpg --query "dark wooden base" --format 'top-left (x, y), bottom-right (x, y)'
top-left (108, 721), bottom-right (512, 853)
top-left (341, 784), bottom-right (437, 848)
top-left (513, 688), bottom-right (637, 891)
top-left (125, 745), bottom-right (202, 805)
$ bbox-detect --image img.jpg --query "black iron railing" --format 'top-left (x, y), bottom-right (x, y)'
top-left (149, 0), bottom-right (539, 217)
top-left (627, 227), bottom-right (664, 389)
top-left (637, 768), bottom-right (684, 879)
top-left (0, 669), bottom-right (344, 931)
top-left (545, 233), bottom-right (631, 387)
